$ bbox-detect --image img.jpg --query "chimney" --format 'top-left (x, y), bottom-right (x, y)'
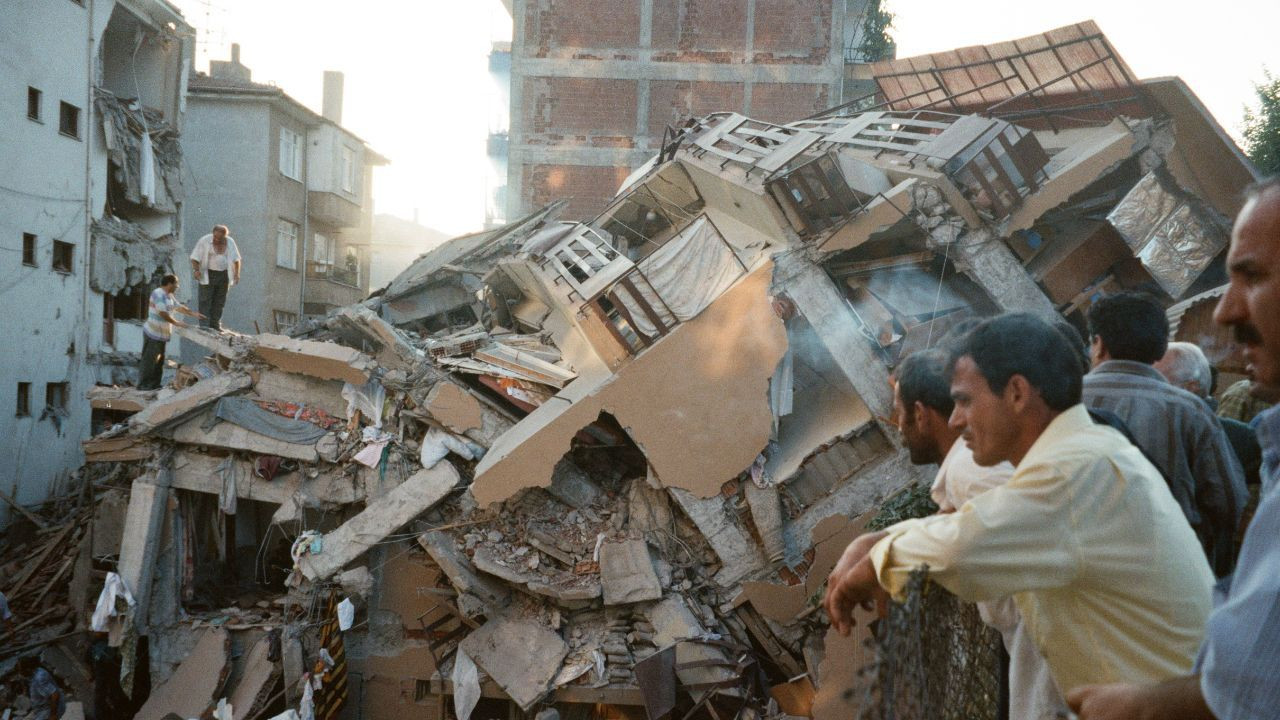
top-left (322, 71), bottom-right (344, 124)
top-left (210, 43), bottom-right (252, 82)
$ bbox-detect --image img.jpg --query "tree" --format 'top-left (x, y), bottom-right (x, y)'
top-left (855, 0), bottom-right (895, 63)
top-left (1243, 69), bottom-right (1280, 175)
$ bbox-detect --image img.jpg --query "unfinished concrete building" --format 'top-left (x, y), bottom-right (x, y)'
top-left (0, 0), bottom-right (192, 528)
top-left (0, 21), bottom-right (1260, 720)
top-left (503, 0), bottom-right (888, 220)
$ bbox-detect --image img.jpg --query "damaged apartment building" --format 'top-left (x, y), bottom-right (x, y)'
top-left (0, 0), bottom-right (191, 526)
top-left (0, 21), bottom-right (1262, 720)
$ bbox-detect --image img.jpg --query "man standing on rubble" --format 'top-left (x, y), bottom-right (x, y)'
top-left (1082, 292), bottom-right (1247, 576)
top-left (138, 273), bottom-right (202, 391)
top-left (1067, 179), bottom-right (1280, 719)
top-left (893, 349), bottom-right (1068, 720)
top-left (824, 313), bottom-right (1213, 698)
top-left (189, 224), bottom-right (242, 330)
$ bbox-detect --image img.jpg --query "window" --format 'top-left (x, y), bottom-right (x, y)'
top-left (59, 101), bottom-right (80, 139)
top-left (52, 240), bottom-right (73, 273)
top-left (45, 382), bottom-right (68, 412)
top-left (273, 310), bottom-right (298, 333)
top-left (16, 383), bottom-right (31, 417)
top-left (312, 233), bottom-right (333, 274)
top-left (27, 87), bottom-right (41, 122)
top-left (338, 245), bottom-right (361, 286)
top-left (340, 146), bottom-right (358, 194)
top-left (22, 233), bottom-right (36, 266)
top-left (279, 127), bottom-right (302, 180)
top-left (276, 220), bottom-right (299, 269)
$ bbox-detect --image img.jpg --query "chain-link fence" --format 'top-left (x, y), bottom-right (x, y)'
top-left (852, 568), bottom-right (1005, 720)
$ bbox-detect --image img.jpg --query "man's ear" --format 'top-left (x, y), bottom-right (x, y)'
top-left (1005, 374), bottom-right (1034, 414)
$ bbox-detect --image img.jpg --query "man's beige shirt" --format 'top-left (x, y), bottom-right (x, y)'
top-left (869, 404), bottom-right (1213, 693)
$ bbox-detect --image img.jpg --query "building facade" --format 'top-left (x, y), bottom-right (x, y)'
top-left (183, 50), bottom-right (387, 339)
top-left (504, 0), bottom-right (883, 220)
top-left (0, 0), bottom-right (191, 526)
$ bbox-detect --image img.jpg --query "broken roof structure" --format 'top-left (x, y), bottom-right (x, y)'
top-left (2, 20), bottom-right (1259, 720)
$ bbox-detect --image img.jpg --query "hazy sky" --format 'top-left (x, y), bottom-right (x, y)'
top-left (172, 0), bottom-right (1278, 238)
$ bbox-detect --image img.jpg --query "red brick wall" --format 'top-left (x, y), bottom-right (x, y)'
top-left (651, 0), bottom-right (749, 63)
top-left (752, 0), bottom-right (833, 63)
top-left (750, 82), bottom-right (830, 124)
top-left (525, 0), bottom-right (642, 58)
top-left (524, 77), bottom-right (638, 147)
top-left (647, 80), bottom-right (745, 144)
top-left (523, 164), bottom-right (634, 219)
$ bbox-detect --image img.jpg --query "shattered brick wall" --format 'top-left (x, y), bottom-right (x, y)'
top-left (509, 0), bottom-right (845, 220)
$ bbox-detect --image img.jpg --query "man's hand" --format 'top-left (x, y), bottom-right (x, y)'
top-left (1067, 677), bottom-right (1213, 720)
top-left (824, 531), bottom-right (889, 635)
top-left (1067, 684), bottom-right (1150, 720)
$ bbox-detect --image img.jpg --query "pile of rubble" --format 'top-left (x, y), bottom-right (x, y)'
top-left (2, 21), bottom-right (1262, 720)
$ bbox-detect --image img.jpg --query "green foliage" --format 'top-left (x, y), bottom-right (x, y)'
top-left (857, 0), bottom-right (896, 63)
top-left (1243, 69), bottom-right (1280, 175)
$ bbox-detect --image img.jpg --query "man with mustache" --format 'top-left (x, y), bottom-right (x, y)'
top-left (1068, 177), bottom-right (1280, 719)
top-left (189, 224), bottom-right (242, 330)
top-left (824, 313), bottom-right (1213, 709)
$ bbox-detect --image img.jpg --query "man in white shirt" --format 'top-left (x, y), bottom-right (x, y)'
top-left (893, 349), bottom-right (1068, 720)
top-left (189, 224), bottom-right (242, 330)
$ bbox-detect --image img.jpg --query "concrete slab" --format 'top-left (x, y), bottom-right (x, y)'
top-left (253, 334), bottom-right (377, 385)
top-left (127, 371), bottom-right (253, 436)
top-left (134, 628), bottom-right (231, 720)
top-left (599, 539), bottom-right (662, 605)
top-left (459, 616), bottom-right (569, 710)
top-left (299, 462), bottom-right (460, 581)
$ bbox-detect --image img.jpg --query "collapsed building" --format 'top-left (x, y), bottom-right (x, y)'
top-left (0, 21), bottom-right (1260, 720)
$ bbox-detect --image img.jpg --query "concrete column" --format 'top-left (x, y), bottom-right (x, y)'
top-left (949, 229), bottom-right (1059, 320)
top-left (744, 0), bottom-right (756, 114)
top-left (772, 251), bottom-right (893, 421)
top-left (506, 0), bottom-right (528, 219)
top-left (116, 478), bottom-right (169, 633)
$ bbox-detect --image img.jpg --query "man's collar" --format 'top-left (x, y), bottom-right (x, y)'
top-left (1017, 404), bottom-right (1093, 468)
top-left (1089, 359), bottom-right (1165, 380)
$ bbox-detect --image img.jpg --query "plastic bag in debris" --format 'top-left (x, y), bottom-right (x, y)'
top-left (299, 678), bottom-right (315, 720)
top-left (268, 711), bottom-right (301, 720)
top-left (420, 427), bottom-right (486, 468)
top-left (342, 379), bottom-right (386, 429)
top-left (337, 598), bottom-right (355, 631)
top-left (452, 648), bottom-right (481, 720)
top-left (91, 572), bottom-right (135, 632)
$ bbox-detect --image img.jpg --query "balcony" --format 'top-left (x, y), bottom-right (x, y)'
top-left (308, 190), bottom-right (362, 229)
top-left (305, 265), bottom-right (364, 309)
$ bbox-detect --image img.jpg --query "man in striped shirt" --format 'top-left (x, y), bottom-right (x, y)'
top-left (137, 273), bottom-right (202, 390)
top-left (1068, 178), bottom-right (1280, 718)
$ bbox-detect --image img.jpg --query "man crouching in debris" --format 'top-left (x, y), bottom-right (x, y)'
top-left (824, 313), bottom-right (1214, 708)
top-left (138, 273), bottom-right (203, 390)
top-left (892, 349), bottom-right (1068, 720)
top-left (16, 656), bottom-right (65, 720)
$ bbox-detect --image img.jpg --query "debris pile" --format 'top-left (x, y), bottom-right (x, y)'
top-left (1, 21), bottom-right (1260, 720)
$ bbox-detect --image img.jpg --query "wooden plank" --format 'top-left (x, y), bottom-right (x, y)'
top-left (5, 523), bottom-right (73, 596)
top-left (0, 488), bottom-right (48, 529)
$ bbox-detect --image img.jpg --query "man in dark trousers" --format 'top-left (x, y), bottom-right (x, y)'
top-left (137, 274), bottom-right (202, 390)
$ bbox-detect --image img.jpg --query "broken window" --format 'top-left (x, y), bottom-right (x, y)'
top-left (273, 310), bottom-right (299, 333)
top-left (27, 87), bottom-right (41, 121)
top-left (276, 220), bottom-right (299, 269)
top-left (58, 101), bottom-right (79, 139)
top-left (22, 233), bottom-right (36, 266)
top-left (341, 145), bottom-right (358, 194)
top-left (16, 382), bottom-right (30, 417)
top-left (542, 225), bottom-right (628, 300)
top-left (109, 286), bottom-right (149, 321)
top-left (45, 382), bottom-right (68, 412)
top-left (52, 239), bottom-right (73, 273)
top-left (767, 153), bottom-right (869, 236)
top-left (279, 126), bottom-right (302, 180)
top-left (593, 163), bottom-right (705, 261)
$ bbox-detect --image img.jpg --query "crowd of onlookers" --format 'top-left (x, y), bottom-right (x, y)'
top-left (826, 176), bottom-right (1280, 720)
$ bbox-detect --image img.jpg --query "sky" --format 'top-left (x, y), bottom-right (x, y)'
top-left (171, 0), bottom-right (1278, 238)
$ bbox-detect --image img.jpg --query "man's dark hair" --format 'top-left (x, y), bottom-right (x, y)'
top-left (1086, 292), bottom-right (1169, 363)
top-left (896, 350), bottom-right (954, 418)
top-left (160, 273), bottom-right (178, 287)
top-left (1051, 318), bottom-right (1090, 374)
top-left (950, 313), bottom-right (1083, 411)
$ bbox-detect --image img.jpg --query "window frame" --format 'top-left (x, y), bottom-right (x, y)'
top-left (27, 87), bottom-right (42, 122)
top-left (58, 101), bottom-right (80, 139)
top-left (272, 309), bottom-right (299, 333)
top-left (275, 219), bottom-right (299, 270)
top-left (340, 145), bottom-right (358, 195)
top-left (52, 240), bottom-right (74, 273)
top-left (16, 382), bottom-right (31, 417)
top-left (278, 126), bottom-right (303, 181)
top-left (45, 382), bottom-right (69, 413)
top-left (312, 232), bottom-right (334, 274)
top-left (22, 233), bottom-right (37, 266)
